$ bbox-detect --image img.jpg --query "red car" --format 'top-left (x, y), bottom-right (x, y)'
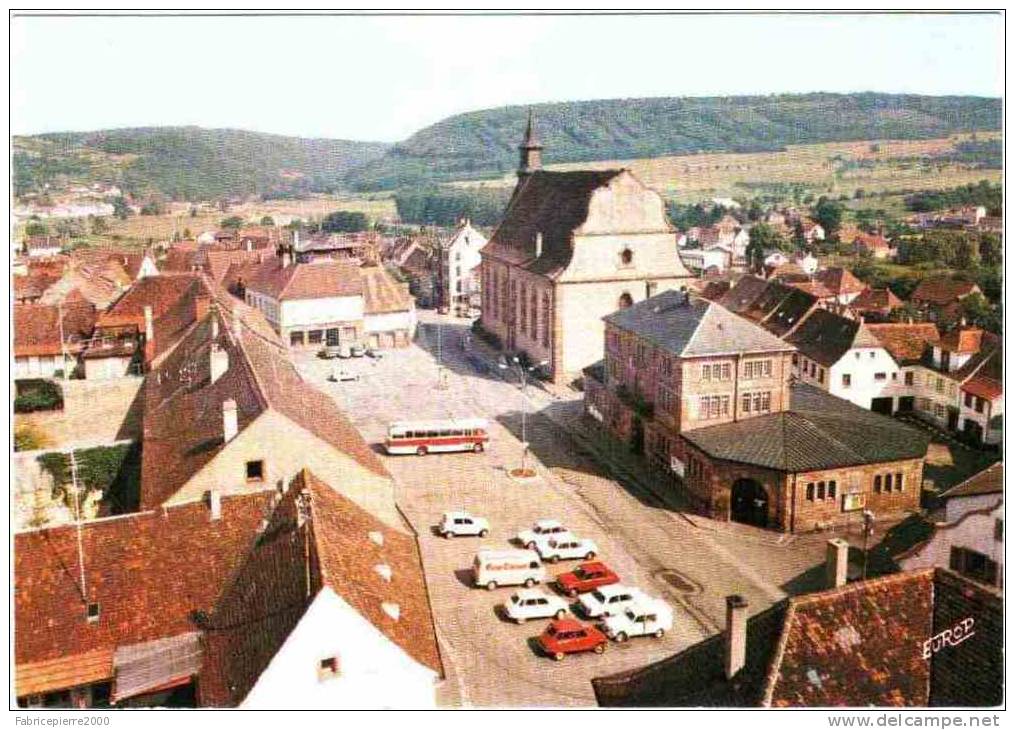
top-left (536, 619), bottom-right (607, 661)
top-left (555, 561), bottom-right (620, 597)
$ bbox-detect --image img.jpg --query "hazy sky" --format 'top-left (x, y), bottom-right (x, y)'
top-left (11, 12), bottom-right (1003, 141)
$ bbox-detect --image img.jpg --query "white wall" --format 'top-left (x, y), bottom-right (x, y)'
top-left (280, 296), bottom-right (364, 329)
top-left (365, 309), bottom-right (415, 335)
top-left (827, 346), bottom-right (904, 409)
top-left (900, 500), bottom-right (1003, 584)
top-left (241, 587), bottom-right (437, 709)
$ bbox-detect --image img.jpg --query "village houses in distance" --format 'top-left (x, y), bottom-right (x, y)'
top-left (12, 113), bottom-right (1003, 709)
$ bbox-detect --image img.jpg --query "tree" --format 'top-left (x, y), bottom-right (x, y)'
top-left (813, 197), bottom-right (844, 238)
top-left (979, 233), bottom-right (1002, 268)
top-left (260, 215), bottom-right (275, 226)
top-left (25, 221), bottom-right (48, 237)
top-left (90, 216), bottom-right (109, 235)
top-left (189, 206), bottom-right (198, 218)
top-left (321, 210), bottom-right (369, 233)
top-left (746, 223), bottom-right (788, 273)
top-left (112, 196), bottom-right (132, 220)
top-left (220, 216), bottom-right (244, 229)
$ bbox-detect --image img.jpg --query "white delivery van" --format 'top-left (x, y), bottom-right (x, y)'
top-left (473, 549), bottom-right (546, 591)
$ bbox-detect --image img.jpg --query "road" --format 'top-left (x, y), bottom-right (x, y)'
top-left (293, 311), bottom-right (868, 707)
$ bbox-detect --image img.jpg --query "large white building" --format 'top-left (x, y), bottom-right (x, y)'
top-left (437, 219), bottom-right (488, 311)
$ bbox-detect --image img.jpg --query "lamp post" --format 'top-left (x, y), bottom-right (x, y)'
top-left (861, 509), bottom-right (876, 580)
top-left (498, 355), bottom-right (548, 475)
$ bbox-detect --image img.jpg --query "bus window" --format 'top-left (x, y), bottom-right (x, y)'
top-left (427, 430), bottom-right (438, 438)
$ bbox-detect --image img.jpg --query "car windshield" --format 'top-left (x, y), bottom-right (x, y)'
top-left (591, 589), bottom-right (606, 602)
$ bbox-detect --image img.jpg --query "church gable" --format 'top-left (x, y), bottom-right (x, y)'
top-left (577, 171), bottom-right (673, 236)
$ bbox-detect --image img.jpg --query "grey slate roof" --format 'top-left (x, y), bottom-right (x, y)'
top-left (718, 274), bottom-right (770, 313)
top-left (604, 290), bottom-right (794, 358)
top-left (784, 308), bottom-right (882, 367)
top-left (940, 462), bottom-right (1003, 499)
top-left (683, 382), bottom-right (930, 472)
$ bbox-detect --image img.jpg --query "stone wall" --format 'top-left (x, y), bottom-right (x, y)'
top-left (15, 376), bottom-right (144, 448)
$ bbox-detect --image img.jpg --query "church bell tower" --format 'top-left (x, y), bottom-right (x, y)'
top-left (518, 109), bottom-right (543, 177)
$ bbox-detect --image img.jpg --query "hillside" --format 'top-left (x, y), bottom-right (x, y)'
top-left (345, 93), bottom-right (1001, 191)
top-left (12, 127), bottom-right (389, 201)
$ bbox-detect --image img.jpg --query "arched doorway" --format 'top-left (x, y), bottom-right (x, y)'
top-left (730, 478), bottom-right (769, 527)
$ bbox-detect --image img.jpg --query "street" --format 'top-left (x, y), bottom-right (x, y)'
top-left (292, 310), bottom-right (891, 707)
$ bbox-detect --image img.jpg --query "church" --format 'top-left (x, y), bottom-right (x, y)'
top-left (479, 113), bottom-right (692, 384)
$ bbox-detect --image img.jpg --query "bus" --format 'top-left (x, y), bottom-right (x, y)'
top-left (385, 418), bottom-right (490, 456)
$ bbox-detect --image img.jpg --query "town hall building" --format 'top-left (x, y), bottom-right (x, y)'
top-left (479, 113), bottom-right (692, 384)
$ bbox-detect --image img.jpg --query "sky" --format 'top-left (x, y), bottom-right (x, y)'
top-left (10, 12), bottom-right (1004, 142)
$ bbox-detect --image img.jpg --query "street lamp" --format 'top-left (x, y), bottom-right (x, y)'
top-left (861, 509), bottom-right (876, 580)
top-left (498, 355), bottom-right (548, 475)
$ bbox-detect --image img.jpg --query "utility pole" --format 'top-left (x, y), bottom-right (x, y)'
top-left (861, 509), bottom-right (875, 580)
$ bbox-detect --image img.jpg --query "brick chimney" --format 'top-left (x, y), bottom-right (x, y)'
top-left (222, 399), bottom-right (238, 442)
top-left (210, 343), bottom-right (229, 384)
top-left (826, 538), bottom-right (850, 589)
top-left (194, 294), bottom-right (211, 322)
top-left (724, 594), bottom-right (749, 679)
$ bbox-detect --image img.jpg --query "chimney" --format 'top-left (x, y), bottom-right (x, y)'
top-left (535, 232), bottom-right (543, 259)
top-left (194, 294), bottom-right (211, 322)
top-left (826, 538), bottom-right (850, 589)
top-left (206, 489), bottom-right (221, 521)
top-left (724, 594), bottom-right (749, 679)
top-left (143, 305), bottom-right (154, 342)
top-left (210, 343), bottom-right (229, 383)
top-left (222, 399), bottom-right (238, 442)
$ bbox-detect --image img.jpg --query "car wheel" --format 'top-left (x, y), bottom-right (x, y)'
top-left (549, 555), bottom-right (560, 564)
top-left (567, 588), bottom-right (577, 598)
top-left (478, 528), bottom-right (489, 538)
top-left (486, 581), bottom-right (497, 591)
top-left (585, 551), bottom-right (596, 560)
top-left (554, 652), bottom-right (565, 662)
top-left (654, 629), bottom-right (665, 639)
top-left (524, 578), bottom-right (536, 588)
top-left (555, 609), bottom-right (567, 620)
top-left (515, 617), bottom-right (524, 625)
top-left (525, 541), bottom-right (536, 550)
top-left (443, 531), bottom-right (453, 540)
top-left (416, 446), bottom-right (428, 456)
top-left (616, 632), bottom-right (628, 643)
top-left (594, 643), bottom-right (606, 654)
top-left (473, 442), bottom-right (484, 453)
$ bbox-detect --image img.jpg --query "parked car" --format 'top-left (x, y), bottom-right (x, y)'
top-left (555, 562), bottom-right (620, 597)
top-left (601, 598), bottom-right (673, 642)
top-left (328, 368), bottom-right (359, 382)
top-left (473, 549), bottom-right (546, 591)
top-left (349, 343), bottom-right (366, 358)
top-left (537, 536), bottom-right (598, 563)
top-left (516, 519), bottom-right (571, 551)
top-left (578, 584), bottom-right (646, 618)
top-left (503, 588), bottom-right (569, 624)
top-left (439, 511), bottom-right (489, 538)
top-left (536, 619), bottom-right (607, 661)
top-left (320, 343), bottom-right (352, 359)
top-left (466, 353), bottom-right (489, 374)
top-left (366, 347), bottom-right (385, 359)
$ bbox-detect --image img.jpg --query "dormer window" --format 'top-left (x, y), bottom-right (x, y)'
top-left (86, 602), bottom-right (100, 623)
top-left (318, 656), bottom-right (340, 681)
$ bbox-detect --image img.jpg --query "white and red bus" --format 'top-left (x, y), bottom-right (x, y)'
top-left (385, 418), bottom-right (490, 456)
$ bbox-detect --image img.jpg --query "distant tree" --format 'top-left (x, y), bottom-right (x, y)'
top-left (25, 221), bottom-right (48, 237)
top-left (802, 193), bottom-right (815, 205)
top-left (54, 219), bottom-right (85, 238)
top-left (745, 224), bottom-right (788, 273)
top-left (112, 196), bottom-right (132, 220)
top-left (220, 215), bottom-right (244, 229)
top-left (979, 233), bottom-right (1002, 268)
top-left (959, 292), bottom-right (999, 333)
top-left (260, 215), bottom-right (275, 226)
top-left (189, 206), bottom-right (198, 218)
top-left (888, 300), bottom-right (923, 323)
top-left (746, 200), bottom-right (763, 222)
top-left (813, 197), bottom-right (845, 238)
top-left (322, 210), bottom-right (369, 233)
top-left (90, 216), bottom-right (109, 235)
top-left (140, 201), bottom-right (164, 216)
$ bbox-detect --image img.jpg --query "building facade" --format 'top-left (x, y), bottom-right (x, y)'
top-left (479, 115), bottom-right (692, 383)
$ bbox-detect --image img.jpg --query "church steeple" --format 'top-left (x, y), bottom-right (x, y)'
top-left (518, 108), bottom-right (543, 177)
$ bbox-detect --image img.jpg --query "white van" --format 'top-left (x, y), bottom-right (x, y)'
top-left (473, 549), bottom-right (546, 591)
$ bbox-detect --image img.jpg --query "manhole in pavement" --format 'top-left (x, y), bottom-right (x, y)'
top-left (654, 569), bottom-right (701, 594)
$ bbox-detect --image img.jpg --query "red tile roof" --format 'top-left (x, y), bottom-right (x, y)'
top-left (853, 232), bottom-right (891, 252)
top-left (911, 278), bottom-right (981, 306)
top-left (14, 492), bottom-right (275, 696)
top-left (939, 325), bottom-right (986, 354)
top-left (360, 265), bottom-right (413, 314)
top-left (815, 267), bottom-right (867, 296)
top-left (866, 322), bottom-right (941, 365)
top-left (247, 258), bottom-right (363, 301)
top-left (14, 301), bottom-right (97, 357)
top-left (96, 274), bottom-right (202, 332)
top-left (787, 280), bottom-right (835, 299)
top-left (203, 249), bottom-right (269, 283)
top-left (849, 287), bottom-right (902, 313)
top-left (764, 571), bottom-right (935, 706)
